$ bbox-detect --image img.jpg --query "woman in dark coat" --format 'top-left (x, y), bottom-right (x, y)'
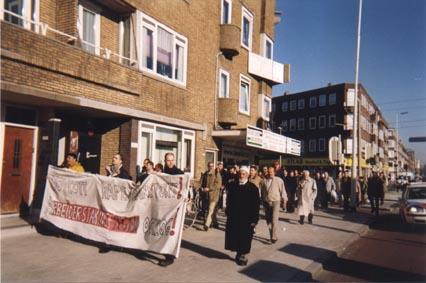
top-left (225, 166), bottom-right (260, 266)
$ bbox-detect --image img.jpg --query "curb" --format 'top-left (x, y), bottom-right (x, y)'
top-left (289, 216), bottom-right (373, 282)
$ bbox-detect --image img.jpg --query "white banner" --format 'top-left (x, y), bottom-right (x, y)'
top-left (40, 166), bottom-right (189, 257)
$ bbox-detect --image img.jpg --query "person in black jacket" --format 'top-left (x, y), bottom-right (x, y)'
top-left (105, 153), bottom-right (132, 180)
top-left (158, 152), bottom-right (183, 267)
top-left (367, 171), bottom-right (384, 216)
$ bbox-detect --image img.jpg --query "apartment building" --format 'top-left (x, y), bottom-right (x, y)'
top-left (271, 83), bottom-right (392, 176)
top-left (0, 0), bottom-right (289, 214)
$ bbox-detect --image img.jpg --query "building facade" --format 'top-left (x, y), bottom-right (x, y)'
top-left (1, 0), bottom-right (289, 214)
top-left (272, 83), bottom-right (406, 176)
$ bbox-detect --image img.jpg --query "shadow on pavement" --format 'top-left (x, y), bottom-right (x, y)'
top-left (368, 213), bottom-right (426, 234)
top-left (180, 239), bottom-right (233, 261)
top-left (239, 260), bottom-right (317, 282)
top-left (281, 243), bottom-right (426, 282)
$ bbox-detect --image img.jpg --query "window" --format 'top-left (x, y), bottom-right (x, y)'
top-left (300, 140), bottom-right (305, 154)
top-left (239, 75), bottom-right (250, 115)
top-left (221, 0), bottom-right (232, 24)
top-left (241, 6), bottom-right (253, 50)
top-left (139, 12), bottom-right (188, 85)
top-left (298, 99), bottom-right (305, 110)
top-left (329, 93), bottom-right (336, 105)
top-left (261, 95), bottom-right (271, 121)
top-left (219, 69), bottom-right (230, 98)
top-left (319, 115), bottom-right (326, 128)
top-left (309, 139), bottom-right (316, 152)
top-left (261, 34), bottom-right (273, 59)
top-left (281, 101), bottom-right (288, 112)
top-left (318, 138), bottom-right (325, 152)
top-left (309, 117), bottom-right (316, 129)
top-left (290, 100), bottom-right (297, 111)
top-left (272, 103), bottom-right (276, 112)
top-left (289, 119), bottom-right (296, 131)
top-left (298, 118), bottom-right (304, 130)
top-left (3, 0), bottom-right (39, 31)
top-left (78, 3), bottom-right (101, 55)
top-left (309, 96), bottom-right (317, 108)
top-left (281, 120), bottom-right (288, 132)
top-left (119, 16), bottom-right (133, 65)
top-left (329, 114), bottom-right (336, 128)
top-left (319, 94), bottom-right (326, 106)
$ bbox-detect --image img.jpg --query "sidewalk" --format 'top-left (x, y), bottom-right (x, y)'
top-left (1, 199), bottom-right (390, 282)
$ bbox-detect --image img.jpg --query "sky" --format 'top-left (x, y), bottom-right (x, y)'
top-left (272, 0), bottom-right (426, 164)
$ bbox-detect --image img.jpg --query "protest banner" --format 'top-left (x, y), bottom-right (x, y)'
top-left (40, 166), bottom-right (189, 257)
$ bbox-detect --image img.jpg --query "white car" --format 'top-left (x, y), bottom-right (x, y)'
top-left (399, 182), bottom-right (426, 225)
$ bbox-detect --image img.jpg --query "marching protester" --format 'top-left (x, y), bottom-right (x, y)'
top-left (154, 163), bottom-right (163, 173)
top-left (225, 166), bottom-right (260, 266)
top-left (228, 166), bottom-right (239, 183)
top-left (249, 166), bottom-right (262, 195)
top-left (273, 160), bottom-right (285, 180)
top-left (217, 161), bottom-right (228, 210)
top-left (285, 171), bottom-right (298, 213)
top-left (260, 166), bottom-right (287, 244)
top-left (159, 152), bottom-right (184, 267)
top-left (260, 166), bottom-right (268, 179)
top-left (367, 170), bottom-right (385, 216)
top-left (341, 171), bottom-right (352, 212)
top-left (315, 172), bottom-right (327, 209)
top-left (138, 160), bottom-right (155, 184)
top-left (63, 153), bottom-right (85, 173)
top-left (202, 162), bottom-right (222, 231)
top-left (323, 171), bottom-right (335, 209)
top-left (296, 170), bottom-right (317, 225)
top-left (105, 153), bottom-right (131, 180)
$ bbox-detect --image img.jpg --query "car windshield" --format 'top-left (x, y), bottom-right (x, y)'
top-left (407, 187), bottom-right (426, 199)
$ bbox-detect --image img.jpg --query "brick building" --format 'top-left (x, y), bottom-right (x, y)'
top-left (272, 83), bottom-right (394, 176)
top-left (0, 0), bottom-right (289, 214)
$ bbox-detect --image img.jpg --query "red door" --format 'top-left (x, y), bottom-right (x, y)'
top-left (1, 125), bottom-right (35, 214)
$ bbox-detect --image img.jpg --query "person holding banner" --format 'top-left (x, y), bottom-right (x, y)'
top-left (225, 166), bottom-right (260, 266)
top-left (159, 152), bottom-right (184, 267)
top-left (63, 153), bottom-right (85, 173)
top-left (105, 153), bottom-right (131, 180)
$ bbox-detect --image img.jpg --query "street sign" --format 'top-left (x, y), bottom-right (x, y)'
top-left (409, 137), bottom-right (426, 142)
top-left (329, 136), bottom-right (343, 165)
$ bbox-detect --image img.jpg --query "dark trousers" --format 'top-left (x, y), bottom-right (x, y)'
top-left (370, 196), bottom-right (380, 215)
top-left (286, 191), bottom-right (296, 212)
top-left (343, 192), bottom-right (351, 211)
top-left (299, 213), bottom-right (313, 224)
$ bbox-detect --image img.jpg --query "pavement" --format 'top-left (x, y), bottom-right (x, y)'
top-left (1, 193), bottom-right (400, 282)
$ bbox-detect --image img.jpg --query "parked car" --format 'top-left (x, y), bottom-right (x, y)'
top-left (399, 182), bottom-right (426, 225)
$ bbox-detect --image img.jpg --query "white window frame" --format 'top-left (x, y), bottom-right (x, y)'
top-left (240, 6), bottom-right (253, 51)
top-left (260, 33), bottom-right (273, 59)
top-left (309, 117), bottom-right (316, 129)
top-left (297, 118), bottom-right (304, 130)
top-left (218, 69), bottom-right (230, 98)
top-left (318, 138), bottom-right (325, 152)
top-left (221, 0), bottom-right (232, 24)
top-left (137, 11), bottom-right (188, 86)
top-left (239, 74), bottom-right (251, 115)
top-left (1, 0), bottom-right (39, 30)
top-left (329, 114), bottom-right (336, 128)
top-left (298, 99), bottom-right (305, 109)
top-left (319, 94), bottom-right (326, 107)
top-left (329, 93), bottom-right (336, 105)
top-left (78, 1), bottom-right (101, 56)
top-left (260, 95), bottom-right (271, 121)
top-left (289, 118), bottom-right (296, 131)
top-left (289, 100), bottom-right (297, 111)
top-left (119, 15), bottom-right (135, 65)
top-left (281, 101), bottom-right (288, 112)
top-left (309, 96), bottom-right (317, 108)
top-left (138, 121), bottom-right (195, 177)
top-left (309, 139), bottom-right (316, 153)
top-left (319, 115), bottom-right (326, 129)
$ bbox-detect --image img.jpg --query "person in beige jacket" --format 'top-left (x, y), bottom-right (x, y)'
top-left (202, 162), bottom-right (222, 231)
top-left (260, 166), bottom-right (288, 243)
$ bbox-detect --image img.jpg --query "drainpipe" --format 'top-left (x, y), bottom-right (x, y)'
top-left (214, 52), bottom-right (223, 130)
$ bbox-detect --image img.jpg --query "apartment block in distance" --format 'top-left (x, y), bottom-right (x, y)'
top-left (0, 0), bottom-right (290, 214)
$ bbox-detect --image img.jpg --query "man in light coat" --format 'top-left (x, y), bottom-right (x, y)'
top-left (297, 170), bottom-right (317, 224)
top-left (203, 162), bottom-right (222, 231)
top-left (260, 166), bottom-right (287, 243)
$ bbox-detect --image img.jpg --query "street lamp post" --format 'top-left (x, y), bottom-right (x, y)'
top-left (351, 0), bottom-right (363, 209)
top-left (278, 126), bottom-right (283, 166)
top-left (395, 111), bottom-right (408, 177)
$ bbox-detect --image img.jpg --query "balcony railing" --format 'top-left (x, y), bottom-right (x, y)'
top-left (1, 9), bottom-right (137, 66)
top-left (248, 52), bottom-right (289, 84)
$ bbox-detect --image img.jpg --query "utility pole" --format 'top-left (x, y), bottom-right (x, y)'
top-left (278, 126), bottom-right (283, 166)
top-left (351, 0), bottom-right (363, 209)
top-left (396, 111), bottom-right (408, 177)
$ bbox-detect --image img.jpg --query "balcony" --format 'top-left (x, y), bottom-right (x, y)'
top-left (219, 24), bottom-right (240, 58)
top-left (248, 52), bottom-right (289, 85)
top-left (218, 98), bottom-right (238, 126)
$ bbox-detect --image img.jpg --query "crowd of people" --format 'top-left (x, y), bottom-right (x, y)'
top-left (61, 153), bottom-right (386, 267)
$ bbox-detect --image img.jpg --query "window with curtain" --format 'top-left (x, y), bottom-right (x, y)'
top-left (121, 17), bottom-right (131, 65)
top-left (82, 7), bottom-right (96, 54)
top-left (4, 0), bottom-right (24, 26)
top-left (222, 0), bottom-right (231, 24)
top-left (157, 27), bottom-right (173, 78)
top-left (265, 40), bottom-right (272, 59)
top-left (241, 7), bottom-right (253, 49)
top-left (142, 26), bottom-right (154, 70)
top-left (175, 43), bottom-right (184, 82)
top-left (239, 79), bottom-right (250, 114)
top-left (219, 70), bottom-right (229, 98)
